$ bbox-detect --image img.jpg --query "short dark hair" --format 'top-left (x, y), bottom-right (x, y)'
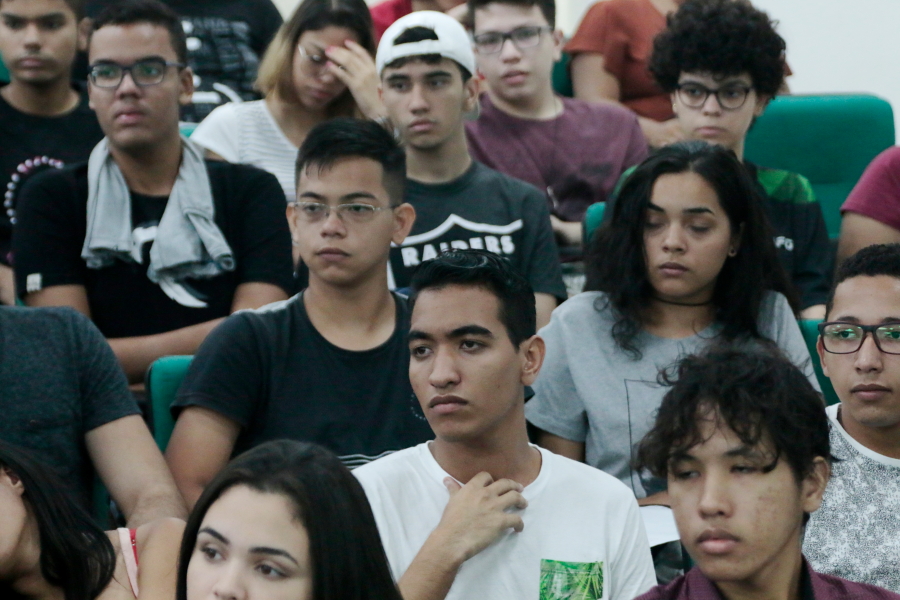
top-left (650, 0), bottom-right (786, 97)
top-left (177, 440), bottom-right (403, 600)
top-left (467, 0), bottom-right (556, 28)
top-left (585, 141), bottom-right (797, 358)
top-left (90, 0), bottom-right (188, 64)
top-left (826, 243), bottom-right (900, 318)
top-left (0, 0), bottom-right (86, 20)
top-left (0, 440), bottom-right (116, 600)
top-left (385, 26), bottom-right (473, 81)
top-left (295, 118), bottom-right (406, 206)
top-left (409, 249), bottom-right (536, 347)
top-left (636, 345), bottom-right (830, 484)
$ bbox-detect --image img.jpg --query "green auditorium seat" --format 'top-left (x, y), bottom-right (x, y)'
top-left (179, 122), bottom-right (198, 138)
top-left (145, 355), bottom-right (193, 452)
top-left (798, 319), bottom-right (840, 406)
top-left (552, 52), bottom-right (573, 98)
top-left (0, 53), bottom-right (8, 83)
top-left (744, 94), bottom-right (894, 240)
top-left (582, 201), bottom-right (606, 245)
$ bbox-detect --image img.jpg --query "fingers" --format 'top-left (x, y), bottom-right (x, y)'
top-left (443, 476), bottom-right (463, 494)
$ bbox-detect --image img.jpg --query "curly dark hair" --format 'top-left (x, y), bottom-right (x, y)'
top-left (649, 0), bottom-right (786, 96)
top-left (584, 141), bottom-right (798, 358)
top-left (827, 243), bottom-right (900, 317)
top-left (635, 344), bottom-right (829, 483)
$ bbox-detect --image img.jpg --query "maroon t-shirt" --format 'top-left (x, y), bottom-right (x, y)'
top-left (465, 94), bottom-right (648, 222)
top-left (842, 146), bottom-right (900, 231)
top-left (370, 0), bottom-right (413, 42)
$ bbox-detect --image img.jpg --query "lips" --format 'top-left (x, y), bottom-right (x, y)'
top-left (408, 119), bottom-right (435, 133)
top-left (316, 247), bottom-right (349, 261)
top-left (502, 70), bottom-right (528, 84)
top-left (696, 529), bottom-right (740, 555)
top-left (659, 262), bottom-right (688, 277)
top-left (428, 395), bottom-right (468, 415)
top-left (851, 383), bottom-right (891, 401)
top-left (113, 107), bottom-right (146, 125)
top-left (696, 126), bottom-right (726, 138)
top-left (15, 57), bottom-right (49, 69)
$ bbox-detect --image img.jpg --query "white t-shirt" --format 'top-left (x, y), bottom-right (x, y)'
top-left (191, 100), bottom-right (298, 203)
top-left (803, 403), bottom-right (900, 592)
top-left (354, 442), bottom-right (658, 600)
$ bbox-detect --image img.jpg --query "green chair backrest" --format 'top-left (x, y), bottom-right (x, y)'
top-left (146, 355), bottom-right (194, 452)
top-left (179, 122), bottom-right (198, 138)
top-left (744, 94), bottom-right (894, 240)
top-left (552, 52), bottom-right (573, 98)
top-left (798, 319), bottom-right (840, 406)
top-left (583, 201), bottom-right (606, 245)
top-left (0, 54), bottom-right (8, 83)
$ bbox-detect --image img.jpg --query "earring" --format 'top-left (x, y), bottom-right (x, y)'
top-left (728, 247), bottom-right (737, 257)
top-left (292, 238), bottom-right (301, 247)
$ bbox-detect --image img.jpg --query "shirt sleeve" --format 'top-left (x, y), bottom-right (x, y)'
top-left (173, 311), bottom-right (266, 426)
top-left (12, 168), bottom-right (87, 297)
top-left (191, 103), bottom-right (243, 163)
top-left (842, 147), bottom-right (900, 231)
top-left (623, 114), bottom-right (650, 169)
top-left (609, 498), bottom-right (659, 599)
top-left (524, 309), bottom-right (589, 442)
top-left (68, 308), bottom-right (141, 431)
top-left (565, 1), bottom-right (628, 81)
top-left (519, 185), bottom-right (567, 301)
top-left (761, 292), bottom-right (821, 392)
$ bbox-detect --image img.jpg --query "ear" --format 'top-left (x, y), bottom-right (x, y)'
top-left (391, 203), bottom-right (416, 245)
top-left (519, 334), bottom-right (546, 386)
top-left (463, 74), bottom-right (480, 113)
top-left (286, 203), bottom-right (301, 246)
top-left (178, 66), bottom-right (195, 107)
top-left (800, 456), bottom-right (830, 515)
top-left (670, 91), bottom-right (680, 116)
top-left (817, 335), bottom-right (830, 378)
top-left (550, 29), bottom-right (564, 63)
top-left (1, 467), bottom-right (25, 496)
top-left (77, 17), bottom-right (92, 53)
top-left (728, 222), bottom-right (744, 256)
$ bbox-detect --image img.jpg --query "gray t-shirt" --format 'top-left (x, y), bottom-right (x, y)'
top-left (525, 291), bottom-right (818, 497)
top-left (0, 306), bottom-right (139, 510)
top-left (804, 404), bottom-right (900, 592)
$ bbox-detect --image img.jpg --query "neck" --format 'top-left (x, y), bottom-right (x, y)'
top-left (9, 512), bottom-right (64, 600)
top-left (733, 137), bottom-right (746, 162)
top-left (430, 405), bottom-right (541, 486)
top-left (109, 133), bottom-right (184, 196)
top-left (266, 93), bottom-right (327, 148)
top-left (406, 128), bottom-right (472, 184)
top-left (838, 405), bottom-right (900, 459)
top-left (643, 297), bottom-right (716, 339)
top-left (486, 87), bottom-right (561, 120)
top-left (715, 545), bottom-right (805, 600)
top-left (1, 77), bottom-right (79, 117)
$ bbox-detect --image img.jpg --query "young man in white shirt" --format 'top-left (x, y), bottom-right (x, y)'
top-left (354, 249), bottom-right (657, 600)
top-left (803, 243), bottom-right (900, 592)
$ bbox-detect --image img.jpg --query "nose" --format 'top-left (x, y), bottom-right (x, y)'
top-left (701, 91), bottom-right (723, 115)
top-left (854, 332), bottom-right (885, 374)
top-left (428, 347), bottom-right (461, 390)
top-left (115, 69), bottom-right (142, 97)
top-left (697, 470), bottom-right (732, 518)
top-left (211, 561), bottom-right (248, 600)
top-left (23, 23), bottom-right (42, 48)
top-left (661, 223), bottom-right (686, 254)
top-left (499, 37), bottom-right (522, 61)
top-left (319, 206), bottom-right (347, 237)
top-left (408, 81), bottom-right (430, 114)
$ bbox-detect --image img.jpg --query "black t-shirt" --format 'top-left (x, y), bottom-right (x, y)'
top-left (12, 160), bottom-right (294, 338)
top-left (0, 85), bottom-right (103, 265)
top-left (87, 0), bottom-right (284, 122)
top-left (0, 306), bottom-right (139, 511)
top-left (391, 161), bottom-right (567, 300)
top-left (174, 292), bottom-right (434, 467)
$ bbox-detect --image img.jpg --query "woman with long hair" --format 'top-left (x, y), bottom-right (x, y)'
top-left (190, 0), bottom-right (383, 203)
top-left (177, 439), bottom-right (403, 600)
top-left (0, 439), bottom-right (183, 600)
top-left (525, 141), bottom-right (819, 503)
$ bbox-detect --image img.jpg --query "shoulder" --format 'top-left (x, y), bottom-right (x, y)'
top-left (471, 163), bottom-right (547, 206)
top-left (549, 292), bottom-right (611, 324)
top-left (0, 305), bottom-right (93, 338)
top-left (354, 444), bottom-right (425, 486)
top-left (22, 161), bottom-right (86, 193)
top-left (562, 97), bottom-right (638, 124)
top-left (218, 294), bottom-right (301, 333)
top-left (811, 569), bottom-right (900, 599)
top-left (542, 448), bottom-right (636, 499)
top-left (752, 164), bottom-right (816, 205)
top-left (758, 290), bottom-right (792, 318)
top-left (205, 159), bottom-right (283, 192)
top-left (867, 146), bottom-right (900, 172)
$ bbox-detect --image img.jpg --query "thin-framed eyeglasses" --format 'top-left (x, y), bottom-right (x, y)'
top-left (472, 26), bottom-right (553, 55)
top-left (291, 201), bottom-right (394, 224)
top-left (297, 45), bottom-right (330, 75)
top-left (88, 58), bottom-right (185, 88)
top-left (818, 321), bottom-right (900, 355)
top-left (675, 82), bottom-right (752, 110)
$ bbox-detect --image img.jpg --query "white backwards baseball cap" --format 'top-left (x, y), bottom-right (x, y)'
top-left (376, 11), bottom-right (476, 77)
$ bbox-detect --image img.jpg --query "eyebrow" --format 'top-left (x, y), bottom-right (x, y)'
top-left (829, 316), bottom-right (900, 324)
top-left (669, 444), bottom-right (768, 463)
top-left (297, 191), bottom-right (380, 203)
top-left (647, 203), bottom-right (715, 216)
top-left (90, 55), bottom-right (168, 65)
top-left (198, 527), bottom-right (299, 566)
top-left (408, 324), bottom-right (495, 343)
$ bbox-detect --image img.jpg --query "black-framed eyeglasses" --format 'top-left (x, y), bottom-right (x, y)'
top-left (473, 26), bottom-right (552, 54)
top-left (675, 82), bottom-right (752, 110)
top-left (818, 321), bottom-right (900, 355)
top-left (88, 58), bottom-right (185, 88)
top-left (291, 201), bottom-right (393, 224)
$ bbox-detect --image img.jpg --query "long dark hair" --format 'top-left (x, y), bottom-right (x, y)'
top-left (256, 0), bottom-right (375, 116)
top-left (0, 440), bottom-right (116, 600)
top-left (176, 440), bottom-right (403, 600)
top-left (585, 141), bottom-right (797, 358)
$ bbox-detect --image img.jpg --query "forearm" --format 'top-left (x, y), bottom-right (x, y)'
top-left (534, 293), bottom-right (558, 331)
top-left (0, 263), bottom-right (13, 305)
top-left (550, 216), bottom-right (584, 247)
top-left (124, 480), bottom-right (188, 527)
top-left (109, 318), bottom-right (224, 383)
top-left (398, 531), bottom-right (467, 600)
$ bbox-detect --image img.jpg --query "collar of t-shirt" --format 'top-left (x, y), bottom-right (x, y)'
top-left (828, 403), bottom-right (900, 467)
top-left (479, 92), bottom-right (568, 127)
top-left (416, 441), bottom-right (552, 501)
top-left (406, 161), bottom-right (482, 195)
top-left (680, 561), bottom-right (815, 600)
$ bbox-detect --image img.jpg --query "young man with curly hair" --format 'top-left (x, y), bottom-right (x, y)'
top-left (634, 346), bottom-right (900, 600)
top-left (648, 0), bottom-right (830, 318)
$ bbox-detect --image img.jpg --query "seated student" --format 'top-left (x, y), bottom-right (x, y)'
top-left (568, 0), bottom-right (685, 148)
top-left (192, 0), bottom-right (385, 204)
top-left (166, 118), bottom-right (432, 509)
top-left (634, 347), bottom-right (900, 600)
top-left (88, 0), bottom-right (284, 122)
top-left (376, 11), bottom-right (565, 328)
top-left (12, 0), bottom-right (294, 384)
top-left (838, 148), bottom-right (900, 265)
top-left (0, 0), bottom-right (103, 305)
top-left (0, 439), bottom-right (185, 600)
top-left (803, 244), bottom-right (900, 592)
top-left (370, 0), bottom-right (465, 43)
top-left (464, 0), bottom-right (648, 250)
top-left (178, 440), bottom-right (404, 600)
top-left (648, 0), bottom-right (830, 318)
top-left (354, 249), bottom-right (657, 600)
top-left (526, 142), bottom-right (818, 503)
top-left (0, 305), bottom-right (186, 523)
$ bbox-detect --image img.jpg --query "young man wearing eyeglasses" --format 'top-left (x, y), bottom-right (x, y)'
top-left (12, 0), bottom-right (293, 384)
top-left (464, 0), bottom-right (647, 250)
top-left (0, 0), bottom-right (103, 306)
top-left (648, 0), bottom-right (830, 318)
top-left (166, 118), bottom-right (434, 509)
top-left (801, 243), bottom-right (900, 592)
